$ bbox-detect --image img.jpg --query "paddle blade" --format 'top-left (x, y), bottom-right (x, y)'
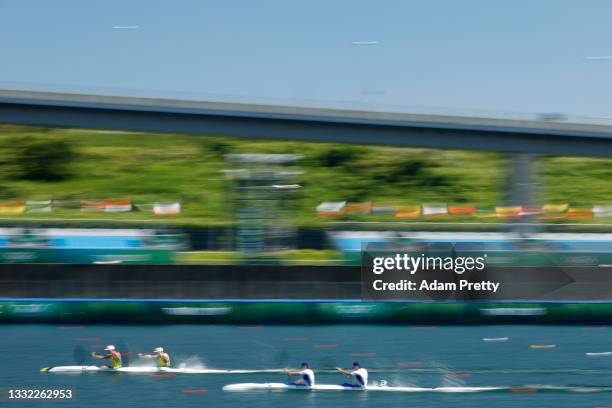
top-left (73, 345), bottom-right (87, 365)
top-left (117, 340), bottom-right (131, 366)
top-left (272, 350), bottom-right (289, 367)
top-left (318, 356), bottom-right (337, 371)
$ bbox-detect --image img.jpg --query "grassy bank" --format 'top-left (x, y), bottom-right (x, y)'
top-left (0, 124), bottom-right (609, 228)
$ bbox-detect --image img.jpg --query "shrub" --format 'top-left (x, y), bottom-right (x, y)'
top-left (203, 140), bottom-right (233, 158)
top-left (316, 147), bottom-right (365, 167)
top-left (11, 138), bottom-right (76, 181)
top-left (383, 158), bottom-right (451, 187)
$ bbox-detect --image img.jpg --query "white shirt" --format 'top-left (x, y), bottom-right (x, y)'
top-left (352, 368), bottom-right (368, 387)
top-left (299, 368), bottom-right (315, 386)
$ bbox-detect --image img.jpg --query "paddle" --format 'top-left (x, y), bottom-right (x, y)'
top-left (272, 350), bottom-right (289, 368)
top-left (117, 340), bottom-right (131, 366)
top-left (73, 345), bottom-right (87, 365)
top-left (318, 356), bottom-right (338, 373)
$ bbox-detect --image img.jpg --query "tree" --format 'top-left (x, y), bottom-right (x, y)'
top-left (12, 138), bottom-right (76, 181)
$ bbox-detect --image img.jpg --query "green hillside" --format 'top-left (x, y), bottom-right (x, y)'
top-left (0, 124), bottom-right (608, 227)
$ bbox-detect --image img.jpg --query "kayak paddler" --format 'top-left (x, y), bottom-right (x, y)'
top-left (284, 362), bottom-right (315, 387)
top-left (336, 362), bottom-right (368, 388)
top-left (138, 347), bottom-right (171, 367)
top-left (91, 345), bottom-right (122, 369)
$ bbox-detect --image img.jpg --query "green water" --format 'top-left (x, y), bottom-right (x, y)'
top-left (3, 324), bottom-right (612, 407)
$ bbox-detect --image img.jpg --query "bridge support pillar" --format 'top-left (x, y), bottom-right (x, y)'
top-left (507, 153), bottom-right (540, 233)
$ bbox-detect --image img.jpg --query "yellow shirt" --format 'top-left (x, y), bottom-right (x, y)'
top-left (109, 353), bottom-right (122, 369)
top-left (157, 354), bottom-right (170, 367)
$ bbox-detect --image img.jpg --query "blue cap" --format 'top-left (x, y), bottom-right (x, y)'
top-left (300, 362), bottom-right (308, 368)
top-left (352, 362), bottom-right (360, 367)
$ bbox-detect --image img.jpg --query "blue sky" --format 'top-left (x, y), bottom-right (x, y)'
top-left (1, 0), bottom-right (612, 119)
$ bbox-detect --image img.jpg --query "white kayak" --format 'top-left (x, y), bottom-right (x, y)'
top-left (222, 383), bottom-right (504, 393)
top-left (41, 366), bottom-right (284, 374)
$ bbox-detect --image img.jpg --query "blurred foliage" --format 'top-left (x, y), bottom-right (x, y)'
top-left (178, 249), bottom-right (341, 265)
top-left (314, 146), bottom-right (368, 167)
top-left (10, 124), bottom-right (611, 228)
top-left (202, 139), bottom-right (233, 158)
top-left (542, 156), bottom-right (612, 207)
top-left (377, 158), bottom-right (451, 187)
top-left (7, 137), bottom-right (76, 181)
